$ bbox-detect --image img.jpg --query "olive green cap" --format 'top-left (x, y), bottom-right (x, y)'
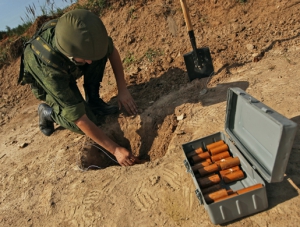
top-left (55, 9), bottom-right (108, 60)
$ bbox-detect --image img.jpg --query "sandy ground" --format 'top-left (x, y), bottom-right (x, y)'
top-left (1, 0), bottom-right (300, 226)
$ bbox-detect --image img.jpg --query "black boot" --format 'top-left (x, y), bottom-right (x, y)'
top-left (38, 103), bottom-right (54, 136)
top-left (84, 84), bottom-right (119, 115)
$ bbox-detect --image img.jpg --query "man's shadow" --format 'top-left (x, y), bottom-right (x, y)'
top-left (109, 67), bottom-right (249, 161)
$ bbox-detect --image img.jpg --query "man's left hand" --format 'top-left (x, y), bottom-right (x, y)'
top-left (118, 88), bottom-right (138, 115)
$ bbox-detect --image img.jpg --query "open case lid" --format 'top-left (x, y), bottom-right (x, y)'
top-left (225, 87), bottom-right (298, 183)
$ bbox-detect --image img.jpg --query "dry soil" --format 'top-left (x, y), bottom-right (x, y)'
top-left (1, 0), bottom-right (300, 226)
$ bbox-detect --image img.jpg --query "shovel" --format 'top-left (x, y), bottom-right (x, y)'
top-left (180, 0), bottom-right (214, 81)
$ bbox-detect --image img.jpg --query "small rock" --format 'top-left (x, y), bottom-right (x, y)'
top-left (253, 52), bottom-right (265, 62)
top-left (157, 65), bottom-right (163, 71)
top-left (19, 142), bottom-right (29, 148)
top-left (127, 36), bottom-right (135, 45)
top-left (231, 23), bottom-right (241, 32)
top-left (177, 113), bottom-right (186, 121)
top-left (166, 56), bottom-right (173, 63)
top-left (246, 44), bottom-right (255, 51)
top-left (150, 176), bottom-right (160, 186)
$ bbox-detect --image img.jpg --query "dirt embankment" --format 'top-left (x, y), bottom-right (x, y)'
top-left (0, 0), bottom-right (300, 226)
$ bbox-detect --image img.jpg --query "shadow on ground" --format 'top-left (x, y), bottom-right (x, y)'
top-left (107, 67), bottom-right (249, 160)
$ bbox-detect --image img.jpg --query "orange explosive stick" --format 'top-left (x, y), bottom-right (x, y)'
top-left (219, 157), bottom-right (241, 170)
top-left (214, 192), bottom-right (238, 202)
top-left (209, 144), bottom-right (229, 156)
top-left (198, 163), bottom-right (220, 176)
top-left (204, 189), bottom-right (228, 204)
top-left (191, 159), bottom-right (212, 172)
top-left (222, 169), bottom-right (245, 183)
top-left (192, 151), bottom-right (211, 163)
top-left (215, 157), bottom-right (233, 165)
top-left (187, 147), bottom-right (204, 158)
top-left (236, 183), bottom-right (264, 195)
top-left (219, 166), bottom-right (240, 177)
top-left (197, 174), bottom-right (221, 188)
top-left (211, 151), bottom-right (231, 162)
top-left (206, 140), bottom-right (225, 150)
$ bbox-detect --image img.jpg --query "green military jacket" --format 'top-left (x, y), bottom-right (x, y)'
top-left (23, 25), bottom-right (114, 122)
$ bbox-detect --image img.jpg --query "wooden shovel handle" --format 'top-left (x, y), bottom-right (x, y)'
top-left (180, 0), bottom-right (193, 31)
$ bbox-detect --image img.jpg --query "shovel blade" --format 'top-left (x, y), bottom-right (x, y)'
top-left (183, 47), bottom-right (214, 81)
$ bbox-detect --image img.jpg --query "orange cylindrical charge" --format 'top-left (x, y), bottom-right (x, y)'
top-left (219, 166), bottom-right (240, 177)
top-left (206, 140), bottom-right (225, 150)
top-left (215, 157), bottom-right (232, 165)
top-left (192, 151), bottom-right (211, 163)
top-left (236, 183), bottom-right (264, 195)
top-left (219, 157), bottom-right (241, 170)
top-left (201, 184), bottom-right (222, 194)
top-left (222, 170), bottom-right (245, 183)
top-left (211, 151), bottom-right (231, 162)
top-left (209, 144), bottom-right (229, 156)
top-left (198, 163), bottom-right (220, 176)
top-left (204, 189), bottom-right (228, 204)
top-left (187, 147), bottom-right (204, 158)
top-left (214, 192), bottom-right (238, 202)
top-left (197, 174), bottom-right (221, 188)
top-left (192, 159), bottom-right (212, 172)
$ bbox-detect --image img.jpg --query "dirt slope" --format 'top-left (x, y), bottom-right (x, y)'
top-left (1, 0), bottom-right (300, 226)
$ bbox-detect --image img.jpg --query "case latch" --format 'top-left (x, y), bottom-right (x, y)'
top-left (195, 189), bottom-right (204, 205)
top-left (183, 160), bottom-right (192, 173)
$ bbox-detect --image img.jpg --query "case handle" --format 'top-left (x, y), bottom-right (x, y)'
top-left (183, 160), bottom-right (192, 173)
top-left (261, 107), bottom-right (273, 113)
top-left (195, 189), bottom-right (204, 205)
top-left (248, 97), bottom-right (259, 103)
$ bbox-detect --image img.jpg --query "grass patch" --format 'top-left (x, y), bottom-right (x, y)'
top-left (128, 7), bottom-right (137, 20)
top-left (144, 48), bottom-right (163, 62)
top-left (123, 52), bottom-right (136, 66)
top-left (0, 46), bottom-right (9, 67)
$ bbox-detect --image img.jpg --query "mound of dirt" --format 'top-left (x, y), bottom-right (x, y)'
top-left (1, 0), bottom-right (300, 226)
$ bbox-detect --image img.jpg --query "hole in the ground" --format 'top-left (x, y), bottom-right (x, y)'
top-left (79, 110), bottom-right (179, 170)
top-left (79, 139), bottom-right (119, 170)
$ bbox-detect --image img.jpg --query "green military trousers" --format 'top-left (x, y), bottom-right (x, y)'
top-left (34, 58), bottom-right (107, 135)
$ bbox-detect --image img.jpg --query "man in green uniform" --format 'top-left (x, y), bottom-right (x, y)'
top-left (21, 9), bottom-right (138, 166)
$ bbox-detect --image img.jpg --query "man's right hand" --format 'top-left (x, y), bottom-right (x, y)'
top-left (75, 114), bottom-right (136, 167)
top-left (114, 147), bottom-right (136, 166)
